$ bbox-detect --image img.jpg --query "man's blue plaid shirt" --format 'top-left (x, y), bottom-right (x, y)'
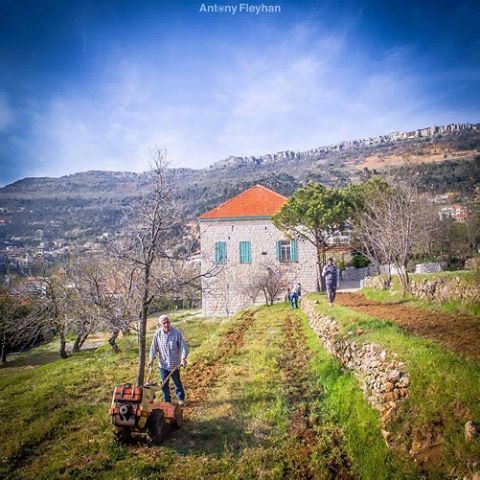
top-left (149, 327), bottom-right (189, 370)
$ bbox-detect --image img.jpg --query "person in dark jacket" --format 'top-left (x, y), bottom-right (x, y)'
top-left (322, 258), bottom-right (338, 306)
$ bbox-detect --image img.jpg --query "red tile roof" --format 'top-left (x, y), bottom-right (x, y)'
top-left (199, 185), bottom-right (287, 220)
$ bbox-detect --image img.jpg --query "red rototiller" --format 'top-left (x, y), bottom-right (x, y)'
top-left (108, 365), bottom-right (183, 444)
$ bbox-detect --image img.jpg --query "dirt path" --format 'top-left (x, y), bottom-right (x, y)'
top-left (336, 293), bottom-right (480, 362)
top-left (282, 312), bottom-right (355, 480)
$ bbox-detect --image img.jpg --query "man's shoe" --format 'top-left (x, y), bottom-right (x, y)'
top-left (178, 400), bottom-right (186, 407)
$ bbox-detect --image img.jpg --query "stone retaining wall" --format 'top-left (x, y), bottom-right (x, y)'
top-left (414, 262), bottom-right (447, 274)
top-left (364, 273), bottom-right (480, 306)
top-left (302, 297), bottom-right (410, 425)
top-left (465, 257), bottom-right (480, 270)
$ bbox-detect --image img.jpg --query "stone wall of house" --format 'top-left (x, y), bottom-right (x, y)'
top-left (363, 273), bottom-right (480, 306)
top-left (200, 218), bottom-right (318, 317)
top-left (302, 297), bottom-right (410, 425)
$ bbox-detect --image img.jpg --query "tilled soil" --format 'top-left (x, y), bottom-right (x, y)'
top-left (183, 310), bottom-right (255, 403)
top-left (336, 293), bottom-right (480, 362)
top-left (163, 310), bottom-right (256, 451)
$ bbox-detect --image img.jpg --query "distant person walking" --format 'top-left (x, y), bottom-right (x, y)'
top-left (290, 282), bottom-right (301, 309)
top-left (322, 258), bottom-right (338, 306)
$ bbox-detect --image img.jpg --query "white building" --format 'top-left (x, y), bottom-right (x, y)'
top-left (199, 185), bottom-right (318, 317)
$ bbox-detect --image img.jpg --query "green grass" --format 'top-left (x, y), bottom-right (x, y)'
top-left (3, 300), bottom-right (474, 479)
top-left (0, 314), bottom-right (232, 480)
top-left (297, 309), bottom-right (418, 480)
top-left (309, 293), bottom-right (480, 479)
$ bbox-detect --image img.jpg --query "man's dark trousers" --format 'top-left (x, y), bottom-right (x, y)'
top-left (290, 292), bottom-right (299, 308)
top-left (326, 283), bottom-right (337, 303)
top-left (160, 368), bottom-right (185, 402)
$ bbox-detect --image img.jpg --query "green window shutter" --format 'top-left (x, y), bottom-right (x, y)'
top-left (276, 241), bottom-right (281, 261)
top-left (215, 242), bottom-right (227, 265)
top-left (239, 241), bottom-right (251, 264)
top-left (290, 239), bottom-right (298, 262)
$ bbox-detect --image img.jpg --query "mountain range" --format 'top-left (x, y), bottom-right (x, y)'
top-left (0, 123), bottom-right (479, 254)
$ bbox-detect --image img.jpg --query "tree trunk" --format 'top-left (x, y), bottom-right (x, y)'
top-left (72, 330), bottom-right (90, 353)
top-left (1, 335), bottom-right (7, 363)
top-left (59, 329), bottom-right (68, 359)
top-left (396, 261), bottom-right (410, 295)
top-left (108, 329), bottom-right (120, 353)
top-left (72, 333), bottom-right (82, 353)
top-left (378, 263), bottom-right (392, 290)
top-left (136, 269), bottom-right (150, 386)
top-left (316, 246), bottom-right (326, 292)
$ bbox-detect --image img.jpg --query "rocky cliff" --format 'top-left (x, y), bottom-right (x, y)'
top-left (211, 123), bottom-right (479, 169)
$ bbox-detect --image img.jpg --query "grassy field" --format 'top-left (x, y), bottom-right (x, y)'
top-left (310, 294), bottom-right (480, 479)
top-left (0, 304), bottom-right (428, 480)
top-left (2, 298), bottom-right (478, 479)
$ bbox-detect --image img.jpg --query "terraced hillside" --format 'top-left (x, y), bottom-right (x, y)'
top-left (1, 299), bottom-right (479, 479)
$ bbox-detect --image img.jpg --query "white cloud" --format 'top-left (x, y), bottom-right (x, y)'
top-left (21, 21), bottom-right (478, 179)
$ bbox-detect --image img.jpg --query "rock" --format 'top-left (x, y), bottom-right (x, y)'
top-left (387, 370), bottom-right (401, 382)
top-left (381, 429), bottom-right (391, 447)
top-left (398, 388), bottom-right (409, 398)
top-left (384, 382), bottom-right (394, 392)
top-left (465, 421), bottom-right (480, 440)
top-left (397, 375), bottom-right (410, 387)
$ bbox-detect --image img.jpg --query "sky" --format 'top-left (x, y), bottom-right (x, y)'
top-left (0, 0), bottom-right (479, 186)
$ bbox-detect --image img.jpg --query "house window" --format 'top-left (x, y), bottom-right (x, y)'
top-left (239, 241), bottom-right (252, 264)
top-left (215, 241), bottom-right (227, 265)
top-left (276, 239), bottom-right (298, 263)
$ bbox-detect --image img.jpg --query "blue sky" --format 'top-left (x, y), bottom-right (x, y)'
top-left (0, 0), bottom-right (479, 186)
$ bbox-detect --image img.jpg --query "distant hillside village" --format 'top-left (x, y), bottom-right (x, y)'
top-left (0, 186), bottom-right (473, 283)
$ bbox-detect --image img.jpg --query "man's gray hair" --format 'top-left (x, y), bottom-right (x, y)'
top-left (158, 314), bottom-right (170, 324)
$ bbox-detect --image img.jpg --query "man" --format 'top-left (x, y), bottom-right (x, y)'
top-left (322, 258), bottom-right (338, 306)
top-left (148, 314), bottom-right (189, 405)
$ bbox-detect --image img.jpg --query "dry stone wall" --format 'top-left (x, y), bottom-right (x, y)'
top-left (364, 273), bottom-right (480, 306)
top-left (414, 262), bottom-right (447, 274)
top-left (302, 297), bottom-right (410, 425)
top-left (466, 257), bottom-right (480, 270)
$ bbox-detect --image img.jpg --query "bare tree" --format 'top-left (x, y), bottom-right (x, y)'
top-left (237, 273), bottom-right (263, 306)
top-left (110, 149), bottom-right (185, 386)
top-left (0, 284), bottom-right (31, 363)
top-left (352, 180), bottom-right (394, 289)
top-left (387, 167), bottom-right (421, 293)
top-left (65, 255), bottom-right (105, 352)
top-left (352, 166), bottom-right (422, 294)
top-left (22, 270), bottom-right (72, 359)
top-left (256, 262), bottom-right (289, 306)
top-left (413, 202), bottom-right (444, 261)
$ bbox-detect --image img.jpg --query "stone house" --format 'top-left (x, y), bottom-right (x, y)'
top-left (199, 185), bottom-right (318, 317)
